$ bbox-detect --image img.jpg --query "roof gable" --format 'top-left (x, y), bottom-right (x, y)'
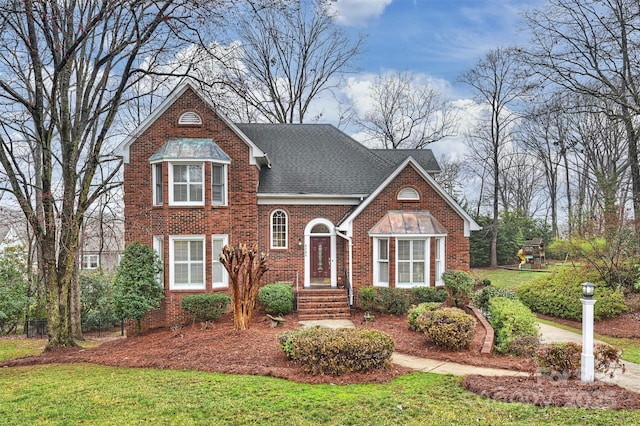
top-left (115, 81), bottom-right (267, 166)
top-left (338, 157), bottom-right (481, 237)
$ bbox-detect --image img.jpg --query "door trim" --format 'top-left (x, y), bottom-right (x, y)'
top-left (304, 218), bottom-right (336, 288)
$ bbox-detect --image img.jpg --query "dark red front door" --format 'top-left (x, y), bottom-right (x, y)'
top-left (310, 237), bottom-right (331, 280)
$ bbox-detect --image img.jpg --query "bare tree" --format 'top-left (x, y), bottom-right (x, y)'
top-left (459, 47), bottom-right (533, 268)
top-left (433, 154), bottom-right (466, 205)
top-left (523, 0), bottom-right (640, 235)
top-left (499, 151), bottom-right (546, 218)
top-left (350, 71), bottom-right (458, 149)
top-left (0, 0), bottom-right (216, 350)
top-left (214, 0), bottom-right (364, 123)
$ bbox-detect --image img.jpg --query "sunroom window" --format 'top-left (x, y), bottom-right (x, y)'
top-left (373, 238), bottom-right (389, 286)
top-left (397, 239), bottom-right (428, 287)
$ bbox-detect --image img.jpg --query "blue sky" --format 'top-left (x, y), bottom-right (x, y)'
top-left (333, 0), bottom-right (534, 85)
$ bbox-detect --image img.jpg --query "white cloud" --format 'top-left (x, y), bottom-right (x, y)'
top-left (328, 0), bottom-right (393, 27)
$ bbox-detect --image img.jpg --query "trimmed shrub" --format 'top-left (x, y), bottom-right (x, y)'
top-left (516, 266), bottom-right (627, 321)
top-left (410, 286), bottom-right (448, 304)
top-left (407, 302), bottom-right (442, 331)
top-left (181, 293), bottom-right (230, 324)
top-left (278, 326), bottom-right (394, 375)
top-left (442, 270), bottom-right (473, 308)
top-left (358, 286), bottom-right (377, 311)
top-left (415, 307), bottom-right (476, 351)
top-left (507, 335), bottom-right (540, 358)
top-left (536, 342), bottom-right (581, 380)
top-left (375, 287), bottom-right (412, 315)
top-left (258, 283), bottom-right (294, 315)
top-left (473, 286), bottom-right (518, 313)
top-left (488, 297), bottom-right (539, 354)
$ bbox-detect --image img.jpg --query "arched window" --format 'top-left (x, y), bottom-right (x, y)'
top-left (398, 187), bottom-right (420, 201)
top-left (178, 111), bottom-right (202, 126)
top-left (271, 210), bottom-right (288, 249)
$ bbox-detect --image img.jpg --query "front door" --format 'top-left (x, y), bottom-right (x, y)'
top-left (310, 236), bottom-right (331, 282)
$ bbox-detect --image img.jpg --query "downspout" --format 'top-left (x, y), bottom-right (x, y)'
top-left (336, 230), bottom-right (353, 306)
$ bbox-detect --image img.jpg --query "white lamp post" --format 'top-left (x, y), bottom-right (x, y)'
top-left (581, 282), bottom-right (596, 382)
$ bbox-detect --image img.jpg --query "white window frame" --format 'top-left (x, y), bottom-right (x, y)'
top-left (435, 237), bottom-right (445, 286)
top-left (211, 163), bottom-right (228, 206)
top-left (211, 234), bottom-right (229, 288)
top-left (81, 254), bottom-right (99, 270)
top-left (152, 163), bottom-right (163, 206)
top-left (169, 235), bottom-right (206, 290)
top-left (373, 237), bottom-right (389, 287)
top-left (153, 235), bottom-right (164, 286)
top-left (395, 238), bottom-right (430, 288)
top-left (270, 209), bottom-right (288, 249)
top-left (169, 162), bottom-right (204, 206)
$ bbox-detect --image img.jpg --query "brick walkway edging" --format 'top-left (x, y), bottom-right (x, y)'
top-left (468, 306), bottom-right (494, 354)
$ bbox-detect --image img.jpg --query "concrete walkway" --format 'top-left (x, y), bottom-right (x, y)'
top-left (299, 318), bottom-right (640, 393)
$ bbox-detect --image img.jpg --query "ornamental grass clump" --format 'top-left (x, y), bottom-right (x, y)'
top-left (414, 307), bottom-right (476, 351)
top-left (278, 326), bottom-right (394, 375)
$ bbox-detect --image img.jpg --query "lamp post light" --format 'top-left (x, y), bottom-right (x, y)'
top-left (581, 282), bottom-right (596, 382)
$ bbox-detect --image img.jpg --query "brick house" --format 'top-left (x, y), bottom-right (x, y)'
top-left (117, 82), bottom-right (480, 329)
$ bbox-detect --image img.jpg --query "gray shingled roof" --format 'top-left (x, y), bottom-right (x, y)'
top-left (235, 123), bottom-right (440, 195)
top-left (371, 149), bottom-right (440, 173)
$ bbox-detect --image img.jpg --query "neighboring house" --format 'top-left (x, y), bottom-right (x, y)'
top-left (79, 214), bottom-right (124, 273)
top-left (117, 82), bottom-right (480, 330)
top-left (0, 224), bottom-right (22, 252)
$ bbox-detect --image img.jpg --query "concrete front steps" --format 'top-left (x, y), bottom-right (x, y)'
top-left (297, 288), bottom-right (351, 320)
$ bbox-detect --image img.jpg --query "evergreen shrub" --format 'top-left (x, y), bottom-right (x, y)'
top-left (181, 293), bottom-right (230, 324)
top-left (414, 307), bottom-right (476, 351)
top-left (473, 286), bottom-right (518, 313)
top-left (516, 266), bottom-right (627, 320)
top-left (488, 297), bottom-right (539, 354)
top-left (407, 302), bottom-right (442, 331)
top-left (442, 270), bottom-right (473, 308)
top-left (258, 283), bottom-right (294, 315)
top-left (278, 326), bottom-right (394, 375)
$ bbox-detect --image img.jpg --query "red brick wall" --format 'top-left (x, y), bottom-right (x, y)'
top-left (123, 87), bottom-right (259, 330)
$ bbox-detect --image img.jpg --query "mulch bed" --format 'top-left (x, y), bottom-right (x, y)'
top-left (3, 309), bottom-right (640, 409)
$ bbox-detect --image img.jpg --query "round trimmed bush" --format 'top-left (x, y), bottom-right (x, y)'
top-left (278, 326), bottom-right (394, 375)
top-left (407, 302), bottom-right (442, 331)
top-left (258, 283), bottom-right (294, 315)
top-left (415, 307), bottom-right (476, 351)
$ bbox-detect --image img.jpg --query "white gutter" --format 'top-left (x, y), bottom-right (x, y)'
top-left (336, 230), bottom-right (354, 306)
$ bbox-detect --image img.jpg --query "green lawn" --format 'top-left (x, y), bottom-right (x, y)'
top-left (1, 363), bottom-right (639, 425)
top-left (472, 268), bottom-right (542, 290)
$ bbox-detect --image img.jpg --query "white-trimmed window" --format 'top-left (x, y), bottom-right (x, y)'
top-left (153, 163), bottom-right (163, 206)
top-left (398, 187), bottom-right (420, 201)
top-left (396, 239), bottom-right (429, 287)
top-left (271, 210), bottom-right (287, 249)
top-left (178, 111), bottom-right (202, 125)
top-left (153, 235), bottom-right (164, 285)
top-left (211, 235), bottom-right (228, 288)
top-left (169, 163), bottom-right (204, 205)
top-left (169, 236), bottom-right (205, 290)
top-left (212, 163), bottom-right (227, 206)
top-left (434, 237), bottom-right (445, 286)
top-left (81, 254), bottom-right (99, 270)
top-left (373, 238), bottom-right (389, 286)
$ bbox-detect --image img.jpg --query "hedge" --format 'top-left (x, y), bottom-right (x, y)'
top-left (278, 326), bottom-right (394, 375)
top-left (516, 266), bottom-right (627, 321)
top-left (181, 293), bottom-right (231, 324)
top-left (488, 297), bottom-right (539, 355)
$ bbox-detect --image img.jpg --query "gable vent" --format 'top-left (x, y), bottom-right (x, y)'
top-left (398, 187), bottom-right (419, 201)
top-left (178, 111), bottom-right (202, 125)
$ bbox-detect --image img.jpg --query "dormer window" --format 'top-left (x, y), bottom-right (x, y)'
top-left (398, 187), bottom-right (420, 201)
top-left (178, 111), bottom-right (202, 126)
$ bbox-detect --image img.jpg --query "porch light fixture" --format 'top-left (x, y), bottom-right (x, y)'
top-left (581, 281), bottom-right (595, 299)
top-left (298, 238), bottom-right (302, 247)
